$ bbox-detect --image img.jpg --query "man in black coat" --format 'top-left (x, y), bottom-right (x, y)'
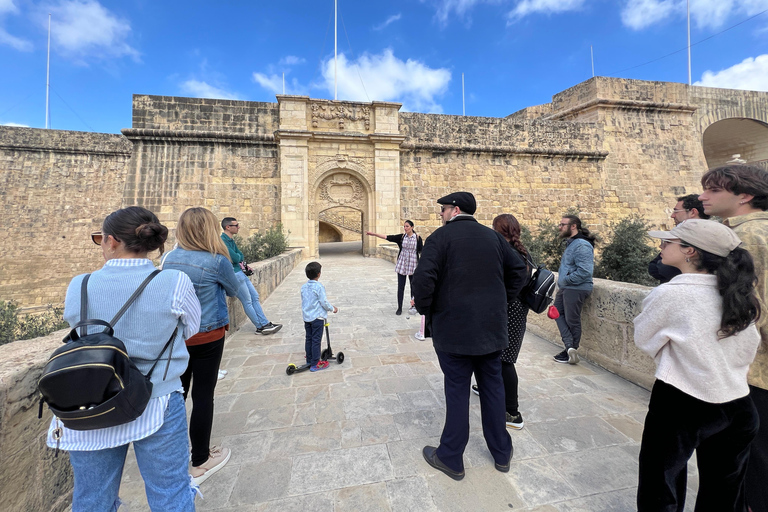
top-left (412, 191), bottom-right (528, 480)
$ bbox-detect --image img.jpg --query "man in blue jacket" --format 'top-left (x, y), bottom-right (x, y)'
top-left (553, 215), bottom-right (596, 364)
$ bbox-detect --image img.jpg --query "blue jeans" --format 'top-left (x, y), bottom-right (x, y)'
top-left (235, 271), bottom-right (269, 328)
top-left (68, 392), bottom-right (196, 512)
top-left (304, 318), bottom-right (325, 366)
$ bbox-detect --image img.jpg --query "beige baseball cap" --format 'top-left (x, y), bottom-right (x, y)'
top-left (648, 219), bottom-right (742, 257)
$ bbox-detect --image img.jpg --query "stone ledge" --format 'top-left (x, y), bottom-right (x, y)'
top-left (0, 249), bottom-right (303, 511)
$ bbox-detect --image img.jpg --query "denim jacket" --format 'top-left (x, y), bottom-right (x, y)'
top-left (557, 236), bottom-right (594, 291)
top-left (162, 248), bottom-right (240, 332)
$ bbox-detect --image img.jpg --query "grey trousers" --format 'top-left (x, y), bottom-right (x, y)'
top-left (553, 288), bottom-right (591, 350)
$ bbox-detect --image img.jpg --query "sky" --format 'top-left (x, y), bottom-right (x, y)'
top-left (1, 0), bottom-right (767, 134)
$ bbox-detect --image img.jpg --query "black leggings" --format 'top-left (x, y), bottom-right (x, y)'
top-left (180, 336), bottom-right (225, 467)
top-left (397, 273), bottom-right (413, 310)
top-left (502, 361), bottom-right (519, 415)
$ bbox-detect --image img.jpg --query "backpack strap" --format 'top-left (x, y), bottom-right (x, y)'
top-left (108, 270), bottom-right (162, 327)
top-left (145, 327), bottom-right (178, 381)
top-left (79, 274), bottom-right (91, 337)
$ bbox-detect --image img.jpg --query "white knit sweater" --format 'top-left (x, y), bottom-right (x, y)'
top-left (633, 273), bottom-right (760, 404)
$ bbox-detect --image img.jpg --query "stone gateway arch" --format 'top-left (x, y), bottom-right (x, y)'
top-left (1, 76), bottom-right (768, 306)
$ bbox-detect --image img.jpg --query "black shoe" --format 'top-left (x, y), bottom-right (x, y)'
top-left (396, 308), bottom-right (402, 315)
top-left (495, 447), bottom-right (514, 472)
top-left (553, 350), bottom-right (569, 364)
top-left (256, 322), bottom-right (282, 335)
top-left (506, 412), bottom-right (524, 430)
top-left (471, 385), bottom-right (479, 396)
top-left (422, 446), bottom-right (464, 481)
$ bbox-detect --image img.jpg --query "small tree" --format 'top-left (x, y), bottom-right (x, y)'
top-left (237, 224), bottom-right (290, 263)
top-left (595, 215), bottom-right (657, 286)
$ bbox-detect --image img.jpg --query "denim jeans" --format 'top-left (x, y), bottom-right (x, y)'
top-left (304, 318), bottom-right (324, 366)
top-left (68, 392), bottom-right (196, 512)
top-left (235, 271), bottom-right (269, 328)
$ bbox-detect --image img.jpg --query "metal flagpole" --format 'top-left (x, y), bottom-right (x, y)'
top-left (591, 45), bottom-right (595, 77)
top-left (282, 72), bottom-right (285, 95)
top-left (334, 0), bottom-right (338, 100)
top-left (687, 0), bottom-right (691, 85)
top-left (462, 73), bottom-right (465, 116)
top-left (46, 13), bottom-right (51, 129)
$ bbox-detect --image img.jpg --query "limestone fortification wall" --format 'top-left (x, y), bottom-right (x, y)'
top-left (0, 127), bottom-right (132, 306)
top-left (0, 249), bottom-right (301, 512)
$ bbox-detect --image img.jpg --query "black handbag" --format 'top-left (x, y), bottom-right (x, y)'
top-left (38, 270), bottom-right (176, 431)
top-left (520, 256), bottom-right (557, 314)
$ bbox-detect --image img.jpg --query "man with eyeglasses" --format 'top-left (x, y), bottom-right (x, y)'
top-left (699, 164), bottom-right (768, 511)
top-left (648, 194), bottom-right (709, 284)
top-left (220, 217), bottom-right (282, 335)
top-left (412, 192), bottom-right (527, 481)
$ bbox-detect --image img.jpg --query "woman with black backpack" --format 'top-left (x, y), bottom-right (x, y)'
top-left (45, 207), bottom-right (201, 511)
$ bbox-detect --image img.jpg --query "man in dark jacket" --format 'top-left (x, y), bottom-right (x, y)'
top-left (412, 192), bottom-right (528, 481)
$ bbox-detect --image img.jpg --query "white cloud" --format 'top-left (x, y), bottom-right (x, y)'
top-left (508, 0), bottom-right (587, 22)
top-left (429, 0), bottom-right (501, 25)
top-left (1, 121), bottom-right (30, 127)
top-left (252, 72), bottom-right (307, 96)
top-left (279, 55), bottom-right (306, 67)
top-left (43, 0), bottom-right (139, 63)
top-left (180, 80), bottom-right (241, 100)
top-left (0, 0), bottom-right (31, 51)
top-left (621, 0), bottom-right (768, 30)
top-left (695, 54), bottom-right (768, 91)
top-left (319, 49), bottom-right (451, 112)
top-left (373, 13), bottom-right (402, 30)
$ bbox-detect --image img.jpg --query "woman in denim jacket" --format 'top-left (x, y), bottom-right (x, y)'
top-left (162, 207), bottom-right (248, 485)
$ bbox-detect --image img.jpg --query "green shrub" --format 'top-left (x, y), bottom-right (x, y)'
top-left (0, 301), bottom-right (68, 345)
top-left (523, 219), bottom-right (566, 270)
top-left (595, 215), bottom-right (657, 286)
top-left (237, 224), bottom-right (290, 263)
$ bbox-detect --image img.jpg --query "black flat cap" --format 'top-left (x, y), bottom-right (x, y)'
top-left (437, 191), bottom-right (476, 215)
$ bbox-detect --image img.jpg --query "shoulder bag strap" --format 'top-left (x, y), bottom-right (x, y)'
top-left (79, 274), bottom-right (91, 337)
top-left (108, 269), bottom-right (162, 327)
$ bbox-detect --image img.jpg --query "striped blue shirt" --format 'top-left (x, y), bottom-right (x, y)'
top-left (46, 258), bottom-right (200, 451)
top-left (301, 279), bottom-right (334, 322)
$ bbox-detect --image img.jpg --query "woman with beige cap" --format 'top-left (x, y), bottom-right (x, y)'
top-left (634, 219), bottom-right (762, 511)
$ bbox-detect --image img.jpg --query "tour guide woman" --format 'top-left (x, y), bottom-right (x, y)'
top-left (47, 206), bottom-right (201, 511)
top-left (634, 219), bottom-right (762, 511)
top-left (366, 220), bottom-right (423, 315)
top-left (162, 207), bottom-right (251, 485)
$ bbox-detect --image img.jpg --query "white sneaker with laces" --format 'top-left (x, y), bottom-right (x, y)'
top-left (414, 332), bottom-right (425, 341)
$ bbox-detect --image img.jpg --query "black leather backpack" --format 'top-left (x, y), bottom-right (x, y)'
top-left (38, 270), bottom-right (176, 431)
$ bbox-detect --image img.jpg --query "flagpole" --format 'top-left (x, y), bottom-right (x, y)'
top-left (591, 45), bottom-right (595, 77)
top-left (462, 73), bottom-right (465, 116)
top-left (687, 0), bottom-right (691, 85)
top-left (45, 13), bottom-right (51, 129)
top-left (334, 0), bottom-right (338, 100)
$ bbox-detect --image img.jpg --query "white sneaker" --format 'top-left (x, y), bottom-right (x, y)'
top-left (191, 446), bottom-right (231, 485)
top-left (567, 348), bottom-right (580, 365)
top-left (414, 332), bottom-right (425, 341)
top-left (217, 370), bottom-right (226, 380)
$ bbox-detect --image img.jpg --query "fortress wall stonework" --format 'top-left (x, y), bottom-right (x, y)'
top-left (0, 127), bottom-right (132, 306)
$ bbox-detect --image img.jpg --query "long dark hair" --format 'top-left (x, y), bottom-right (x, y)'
top-left (102, 206), bottom-right (168, 255)
top-left (492, 214), bottom-right (528, 259)
top-left (688, 245), bottom-right (761, 338)
top-left (405, 219), bottom-right (415, 234)
top-left (562, 214), bottom-right (597, 246)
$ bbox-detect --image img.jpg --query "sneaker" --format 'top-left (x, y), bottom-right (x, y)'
top-left (396, 308), bottom-right (403, 315)
top-left (553, 350), bottom-right (569, 364)
top-left (506, 412), bottom-right (525, 430)
top-left (217, 370), bottom-right (226, 380)
top-left (414, 332), bottom-right (425, 341)
top-left (408, 306), bottom-right (418, 316)
top-left (310, 360), bottom-right (329, 372)
top-left (471, 385), bottom-right (480, 396)
top-left (190, 446), bottom-right (231, 485)
top-left (567, 347), bottom-right (580, 365)
top-left (219, 369), bottom-right (228, 375)
top-left (256, 322), bottom-right (282, 335)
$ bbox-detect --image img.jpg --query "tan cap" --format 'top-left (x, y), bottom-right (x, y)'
top-left (648, 219), bottom-right (741, 257)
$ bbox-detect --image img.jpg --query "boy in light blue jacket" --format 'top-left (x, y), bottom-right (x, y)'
top-left (301, 262), bottom-right (338, 372)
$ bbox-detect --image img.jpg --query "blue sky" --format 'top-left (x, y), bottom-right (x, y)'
top-left (1, 0), bottom-right (767, 134)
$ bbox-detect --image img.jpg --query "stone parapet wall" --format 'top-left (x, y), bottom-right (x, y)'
top-left (0, 249), bottom-right (301, 512)
top-left (527, 278), bottom-right (655, 390)
top-left (131, 95), bottom-right (279, 134)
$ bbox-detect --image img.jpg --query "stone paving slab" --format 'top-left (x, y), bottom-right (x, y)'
top-left (115, 244), bottom-right (700, 511)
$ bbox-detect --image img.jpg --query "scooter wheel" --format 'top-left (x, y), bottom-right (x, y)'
top-left (321, 348), bottom-right (331, 360)
top-left (286, 364), bottom-right (296, 375)
top-left (337, 352), bottom-right (344, 364)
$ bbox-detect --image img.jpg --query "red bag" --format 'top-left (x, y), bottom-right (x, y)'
top-left (547, 305), bottom-right (560, 319)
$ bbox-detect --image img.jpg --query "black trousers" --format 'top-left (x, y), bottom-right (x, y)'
top-left (180, 336), bottom-right (225, 467)
top-left (746, 385), bottom-right (768, 512)
top-left (435, 349), bottom-right (512, 472)
top-left (637, 380), bottom-right (758, 512)
top-left (397, 273), bottom-right (413, 310)
top-left (502, 361), bottom-right (519, 415)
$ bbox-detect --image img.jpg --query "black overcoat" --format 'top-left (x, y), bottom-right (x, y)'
top-left (412, 216), bottom-right (528, 356)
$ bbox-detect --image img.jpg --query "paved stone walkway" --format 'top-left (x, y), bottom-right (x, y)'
top-left (118, 243), bottom-right (699, 511)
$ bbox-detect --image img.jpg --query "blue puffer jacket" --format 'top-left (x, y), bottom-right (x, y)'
top-left (557, 235), bottom-right (594, 291)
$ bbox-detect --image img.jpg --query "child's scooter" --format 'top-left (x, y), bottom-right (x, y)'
top-left (286, 320), bottom-right (345, 375)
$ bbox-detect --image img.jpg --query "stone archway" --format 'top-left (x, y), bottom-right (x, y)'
top-left (312, 170), bottom-right (372, 257)
top-left (703, 118), bottom-right (768, 170)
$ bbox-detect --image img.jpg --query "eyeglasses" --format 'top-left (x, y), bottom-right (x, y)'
top-left (440, 205), bottom-right (455, 213)
top-left (671, 209), bottom-right (688, 214)
top-left (558, 223), bottom-right (571, 227)
top-left (659, 240), bottom-right (686, 248)
top-left (90, 232), bottom-right (103, 245)
top-left (228, 223), bottom-right (239, 228)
